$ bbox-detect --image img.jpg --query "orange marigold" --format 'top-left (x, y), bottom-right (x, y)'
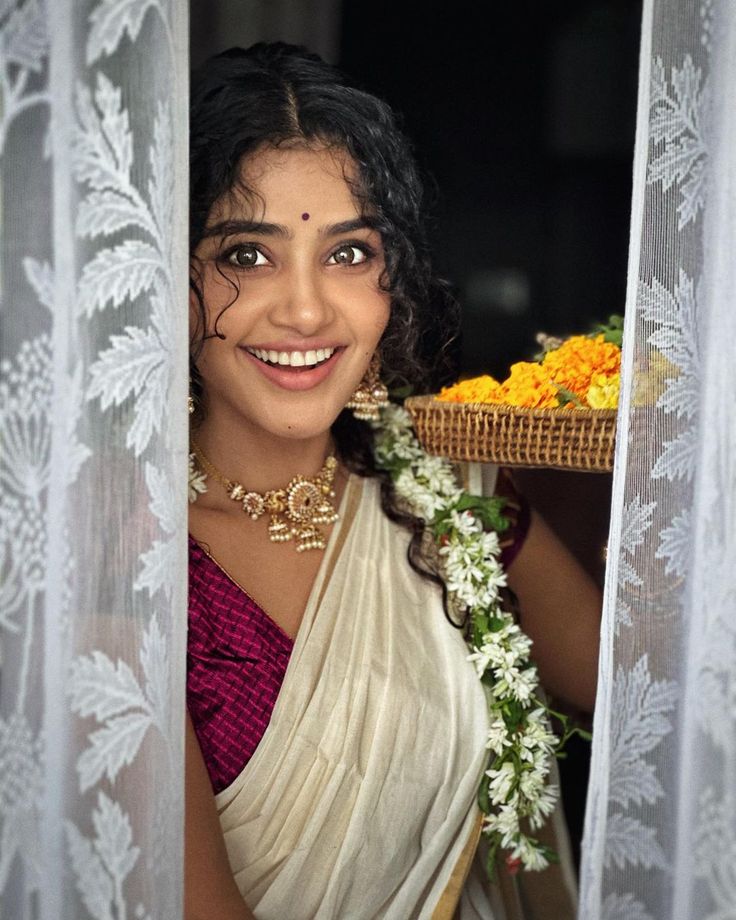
top-left (499, 362), bottom-right (559, 408)
top-left (437, 375), bottom-right (506, 404)
top-left (541, 334), bottom-right (620, 400)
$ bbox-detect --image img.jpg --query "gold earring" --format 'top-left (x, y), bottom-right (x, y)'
top-left (188, 377), bottom-right (195, 415)
top-left (345, 352), bottom-right (389, 421)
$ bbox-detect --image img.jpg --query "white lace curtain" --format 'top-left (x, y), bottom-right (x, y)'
top-left (0, 1), bottom-right (189, 918)
top-left (1, 1), bottom-right (735, 919)
top-left (579, 0), bottom-right (736, 918)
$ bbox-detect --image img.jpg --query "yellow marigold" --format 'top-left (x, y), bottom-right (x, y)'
top-left (499, 361), bottom-right (559, 408)
top-left (437, 374), bottom-right (506, 404)
top-left (586, 372), bottom-right (620, 409)
top-left (542, 334), bottom-right (621, 400)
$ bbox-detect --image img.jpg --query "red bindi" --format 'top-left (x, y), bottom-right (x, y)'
top-left (301, 212), bottom-right (310, 221)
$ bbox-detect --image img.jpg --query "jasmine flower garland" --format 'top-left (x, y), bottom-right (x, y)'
top-left (373, 404), bottom-right (585, 877)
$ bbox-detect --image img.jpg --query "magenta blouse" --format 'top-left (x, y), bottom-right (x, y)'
top-left (187, 471), bottom-right (531, 794)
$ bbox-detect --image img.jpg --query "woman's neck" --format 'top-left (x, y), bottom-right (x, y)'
top-left (190, 414), bottom-right (335, 497)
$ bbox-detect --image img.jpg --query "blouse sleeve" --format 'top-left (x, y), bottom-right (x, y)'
top-left (494, 466), bottom-right (532, 570)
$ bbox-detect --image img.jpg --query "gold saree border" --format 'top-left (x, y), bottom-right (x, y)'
top-left (431, 809), bottom-right (483, 920)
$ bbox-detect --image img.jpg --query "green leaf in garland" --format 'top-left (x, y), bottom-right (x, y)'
top-left (503, 700), bottom-right (525, 731)
top-left (485, 840), bottom-right (500, 882)
top-left (456, 493), bottom-right (511, 533)
top-left (478, 770), bottom-right (491, 814)
top-left (472, 612), bottom-right (490, 648)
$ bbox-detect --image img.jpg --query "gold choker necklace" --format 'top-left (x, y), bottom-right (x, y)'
top-left (189, 440), bottom-right (339, 553)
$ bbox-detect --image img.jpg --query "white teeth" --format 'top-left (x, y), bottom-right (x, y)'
top-left (248, 346), bottom-right (337, 367)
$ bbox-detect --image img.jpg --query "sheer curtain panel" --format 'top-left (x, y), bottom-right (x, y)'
top-left (0, 2), bottom-right (189, 918)
top-left (579, 0), bottom-right (736, 918)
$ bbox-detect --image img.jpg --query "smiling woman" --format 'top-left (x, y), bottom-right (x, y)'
top-left (185, 42), bottom-right (600, 920)
top-left (191, 145), bottom-right (390, 442)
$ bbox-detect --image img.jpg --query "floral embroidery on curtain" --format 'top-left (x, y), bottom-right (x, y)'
top-left (580, 0), bottom-right (736, 917)
top-left (0, 1), bottom-right (188, 918)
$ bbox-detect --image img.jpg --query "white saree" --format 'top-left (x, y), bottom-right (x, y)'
top-left (215, 474), bottom-right (499, 918)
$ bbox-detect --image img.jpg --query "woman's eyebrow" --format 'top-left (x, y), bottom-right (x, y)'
top-left (202, 219), bottom-right (292, 239)
top-left (202, 216), bottom-right (380, 241)
top-left (320, 217), bottom-right (379, 236)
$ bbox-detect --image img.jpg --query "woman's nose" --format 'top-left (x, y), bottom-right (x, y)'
top-left (269, 263), bottom-right (335, 334)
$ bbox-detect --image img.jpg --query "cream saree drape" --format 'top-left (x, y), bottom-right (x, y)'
top-left (215, 475), bottom-right (494, 919)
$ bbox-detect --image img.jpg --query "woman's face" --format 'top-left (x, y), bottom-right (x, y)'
top-left (191, 145), bottom-right (391, 443)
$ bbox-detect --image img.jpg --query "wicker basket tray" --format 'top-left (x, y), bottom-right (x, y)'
top-left (404, 395), bottom-right (617, 472)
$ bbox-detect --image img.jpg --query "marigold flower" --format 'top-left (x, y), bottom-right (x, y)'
top-left (437, 375), bottom-right (506, 404)
top-left (587, 372), bottom-right (620, 409)
top-left (541, 334), bottom-right (620, 400)
top-left (436, 331), bottom-right (621, 410)
top-left (499, 362), bottom-right (558, 408)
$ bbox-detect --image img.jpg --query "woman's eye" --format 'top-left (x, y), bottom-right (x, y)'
top-left (226, 245), bottom-right (267, 268)
top-left (329, 245), bottom-right (368, 266)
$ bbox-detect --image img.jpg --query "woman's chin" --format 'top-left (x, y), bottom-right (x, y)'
top-left (254, 404), bottom-right (349, 444)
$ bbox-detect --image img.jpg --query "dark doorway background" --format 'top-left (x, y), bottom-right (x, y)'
top-left (339, 1), bottom-right (641, 379)
top-left (190, 0), bottom-right (643, 873)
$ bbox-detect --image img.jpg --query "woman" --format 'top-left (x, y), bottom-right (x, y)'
top-left (186, 43), bottom-right (602, 920)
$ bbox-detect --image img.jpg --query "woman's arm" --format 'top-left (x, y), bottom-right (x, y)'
top-left (185, 712), bottom-right (256, 920)
top-left (504, 506), bottom-right (602, 713)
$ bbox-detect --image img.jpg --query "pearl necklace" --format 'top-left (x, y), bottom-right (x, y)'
top-left (189, 440), bottom-right (339, 553)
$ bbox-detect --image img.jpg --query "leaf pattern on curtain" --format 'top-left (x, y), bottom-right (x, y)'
top-left (640, 272), bottom-right (700, 485)
top-left (618, 494), bottom-right (656, 589)
top-left (65, 3), bottom-right (183, 917)
top-left (601, 893), bottom-right (655, 920)
top-left (87, 0), bottom-right (162, 66)
top-left (65, 792), bottom-right (145, 920)
top-left (580, 1), bottom-right (736, 917)
top-left (68, 615), bottom-right (169, 794)
top-left (693, 786), bottom-right (736, 920)
top-left (0, 0), bottom-right (187, 917)
top-left (604, 657), bottom-right (677, 872)
top-left (0, 0), bottom-right (48, 151)
top-left (75, 77), bottom-right (175, 457)
top-left (648, 55), bottom-right (709, 230)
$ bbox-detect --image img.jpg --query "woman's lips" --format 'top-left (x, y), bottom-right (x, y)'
top-left (238, 345), bottom-right (344, 391)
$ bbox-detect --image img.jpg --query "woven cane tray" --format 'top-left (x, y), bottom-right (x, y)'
top-left (404, 395), bottom-right (617, 472)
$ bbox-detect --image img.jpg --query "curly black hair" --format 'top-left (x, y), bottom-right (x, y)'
top-left (189, 42), bottom-right (463, 624)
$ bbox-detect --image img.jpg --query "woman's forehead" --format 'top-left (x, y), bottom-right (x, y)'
top-left (216, 144), bottom-right (361, 220)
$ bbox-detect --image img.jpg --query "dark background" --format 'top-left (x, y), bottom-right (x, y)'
top-left (190, 0), bottom-right (643, 870)
top-left (339, 1), bottom-right (641, 379)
